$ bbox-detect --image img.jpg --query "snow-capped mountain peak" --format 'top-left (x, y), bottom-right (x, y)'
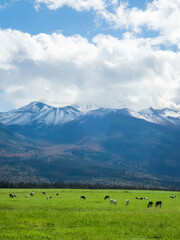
top-left (0, 102), bottom-right (180, 127)
top-left (0, 101), bottom-right (81, 126)
top-left (138, 107), bottom-right (180, 126)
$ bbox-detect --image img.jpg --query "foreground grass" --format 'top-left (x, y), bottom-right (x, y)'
top-left (0, 189), bottom-right (179, 239)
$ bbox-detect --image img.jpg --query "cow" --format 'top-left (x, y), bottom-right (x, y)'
top-left (136, 197), bottom-right (143, 200)
top-left (104, 195), bottom-right (110, 200)
top-left (80, 195), bottom-right (86, 200)
top-left (42, 191), bottom-right (46, 195)
top-left (126, 200), bottom-right (129, 206)
top-left (56, 193), bottom-right (59, 196)
top-left (147, 201), bottom-right (153, 208)
top-left (25, 195), bottom-right (30, 198)
top-left (9, 194), bottom-right (14, 198)
top-left (170, 196), bottom-right (176, 199)
top-left (46, 197), bottom-right (52, 199)
top-left (144, 197), bottom-right (148, 200)
top-left (155, 201), bottom-right (162, 208)
top-left (110, 199), bottom-right (117, 205)
top-left (30, 192), bottom-right (35, 197)
top-left (13, 195), bottom-right (18, 197)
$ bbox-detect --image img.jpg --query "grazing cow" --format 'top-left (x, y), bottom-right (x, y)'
top-left (110, 199), bottom-right (117, 205)
top-left (9, 194), bottom-right (14, 198)
top-left (80, 195), bottom-right (86, 200)
top-left (42, 191), bottom-right (46, 195)
top-left (170, 196), bottom-right (176, 199)
top-left (13, 195), bottom-right (18, 197)
top-left (126, 200), bottom-right (129, 206)
top-left (144, 197), bottom-right (148, 200)
top-left (104, 195), bottom-right (110, 200)
top-left (147, 202), bottom-right (153, 208)
top-left (155, 201), bottom-right (162, 208)
top-left (46, 197), bottom-right (52, 199)
top-left (30, 192), bottom-right (35, 197)
top-left (25, 195), bottom-right (30, 198)
top-left (136, 197), bottom-right (143, 200)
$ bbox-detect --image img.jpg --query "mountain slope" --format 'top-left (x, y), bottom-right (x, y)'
top-left (0, 102), bottom-right (180, 188)
top-left (0, 101), bottom-right (81, 127)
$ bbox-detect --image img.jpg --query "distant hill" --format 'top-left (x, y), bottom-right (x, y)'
top-left (0, 102), bottom-right (180, 189)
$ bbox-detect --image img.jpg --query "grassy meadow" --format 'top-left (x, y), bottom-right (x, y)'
top-left (0, 189), bottom-right (179, 240)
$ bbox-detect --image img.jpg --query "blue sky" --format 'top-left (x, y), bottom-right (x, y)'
top-left (0, 1), bottom-right (95, 36)
top-left (0, 0), bottom-right (149, 37)
top-left (0, 0), bottom-right (180, 111)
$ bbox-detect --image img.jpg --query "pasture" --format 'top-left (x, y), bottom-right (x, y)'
top-left (0, 189), bottom-right (179, 239)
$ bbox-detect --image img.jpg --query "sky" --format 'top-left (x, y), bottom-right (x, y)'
top-left (0, 0), bottom-right (180, 111)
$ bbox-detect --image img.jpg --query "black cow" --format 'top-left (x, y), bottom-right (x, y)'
top-left (104, 195), bottom-right (110, 200)
top-left (9, 194), bottom-right (14, 198)
top-left (155, 201), bottom-right (162, 208)
top-left (147, 201), bottom-right (153, 208)
top-left (136, 197), bottom-right (143, 200)
top-left (80, 195), bottom-right (86, 200)
top-left (42, 191), bottom-right (46, 195)
top-left (56, 193), bottom-right (59, 196)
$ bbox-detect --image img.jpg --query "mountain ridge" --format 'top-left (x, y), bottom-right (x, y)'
top-left (1, 101), bottom-right (180, 128)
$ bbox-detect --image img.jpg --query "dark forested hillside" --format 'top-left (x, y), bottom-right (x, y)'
top-left (0, 108), bottom-right (180, 189)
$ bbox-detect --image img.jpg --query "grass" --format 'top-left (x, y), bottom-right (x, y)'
top-left (0, 189), bottom-right (179, 239)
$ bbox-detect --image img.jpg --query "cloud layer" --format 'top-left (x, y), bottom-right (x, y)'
top-left (0, 27), bottom-right (180, 111)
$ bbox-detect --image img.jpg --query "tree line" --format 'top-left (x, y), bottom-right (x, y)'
top-left (0, 180), bottom-right (179, 190)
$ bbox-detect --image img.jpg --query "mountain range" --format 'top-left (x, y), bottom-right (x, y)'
top-left (1, 101), bottom-right (180, 127)
top-left (0, 101), bottom-right (180, 189)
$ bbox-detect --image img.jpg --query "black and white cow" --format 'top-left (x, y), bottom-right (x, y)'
top-left (46, 197), bottom-right (52, 199)
top-left (110, 199), bottom-right (117, 205)
top-left (170, 196), bottom-right (176, 199)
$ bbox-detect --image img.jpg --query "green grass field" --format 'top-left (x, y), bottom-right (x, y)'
top-left (0, 189), bottom-right (179, 240)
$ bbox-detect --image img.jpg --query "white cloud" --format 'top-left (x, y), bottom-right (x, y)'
top-left (0, 0), bottom-right (19, 9)
top-left (99, 0), bottom-right (180, 48)
top-left (35, 0), bottom-right (107, 11)
top-left (0, 28), bottom-right (180, 111)
top-left (34, 0), bottom-right (180, 48)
